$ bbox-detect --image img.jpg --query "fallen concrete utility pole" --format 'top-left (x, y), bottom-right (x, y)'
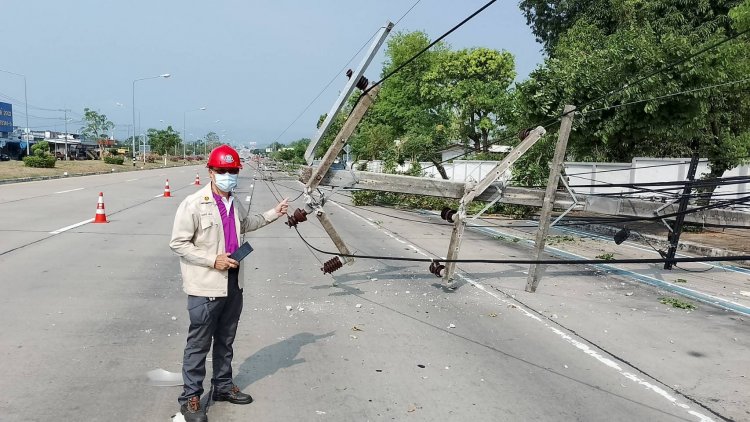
top-left (442, 126), bottom-right (548, 286)
top-left (310, 171), bottom-right (750, 228)
top-left (300, 126), bottom-right (549, 285)
top-left (299, 85), bottom-right (381, 267)
top-left (304, 22), bottom-right (393, 164)
top-left (526, 105), bottom-right (575, 292)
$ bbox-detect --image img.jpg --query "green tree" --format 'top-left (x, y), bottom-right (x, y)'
top-left (205, 131), bottom-right (221, 152)
top-left (273, 138), bottom-right (310, 164)
top-left (730, 0), bottom-right (750, 30)
top-left (147, 126), bottom-right (181, 155)
top-left (314, 107), bottom-right (349, 159)
top-left (23, 140), bottom-right (56, 168)
top-left (267, 141), bottom-right (284, 152)
top-left (423, 47), bottom-right (517, 152)
top-left (81, 108), bottom-right (114, 140)
top-left (519, 0), bottom-right (741, 53)
top-left (349, 123), bottom-right (396, 161)
top-left (357, 31), bottom-right (455, 178)
top-left (513, 0), bottom-right (750, 196)
top-left (81, 108), bottom-right (114, 160)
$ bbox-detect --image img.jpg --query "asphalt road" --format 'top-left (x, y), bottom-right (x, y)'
top-left (0, 164), bottom-right (747, 422)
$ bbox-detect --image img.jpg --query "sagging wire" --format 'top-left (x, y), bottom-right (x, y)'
top-left (575, 27), bottom-right (750, 114)
top-left (292, 224), bottom-right (750, 265)
top-left (271, 28), bottom-right (382, 144)
top-left (364, 0), bottom-right (498, 94)
top-left (275, 179), bottom-right (750, 231)
top-left (394, 0), bottom-right (423, 27)
top-left (419, 28), bottom-right (750, 174)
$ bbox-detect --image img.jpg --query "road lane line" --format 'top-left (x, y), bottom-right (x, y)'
top-left (54, 188), bottom-right (84, 194)
top-left (335, 200), bottom-right (716, 421)
top-left (154, 194), bottom-right (164, 198)
top-left (456, 273), bottom-right (714, 422)
top-left (465, 224), bottom-right (750, 316)
top-left (49, 218), bottom-right (94, 234)
top-left (126, 178), bottom-right (139, 182)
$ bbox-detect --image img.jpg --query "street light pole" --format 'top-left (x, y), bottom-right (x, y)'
top-left (63, 109), bottom-right (68, 160)
top-left (132, 73), bottom-right (170, 165)
top-left (0, 69), bottom-right (30, 155)
top-left (183, 107), bottom-right (206, 159)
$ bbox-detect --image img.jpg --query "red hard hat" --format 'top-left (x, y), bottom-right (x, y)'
top-left (207, 145), bottom-right (242, 169)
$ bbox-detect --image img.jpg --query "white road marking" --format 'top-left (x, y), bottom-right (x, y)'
top-left (126, 178), bottom-right (139, 182)
top-left (49, 218), bottom-right (94, 234)
top-left (54, 188), bottom-right (84, 194)
top-left (154, 194), bottom-right (164, 198)
top-left (245, 196), bottom-right (251, 202)
top-left (457, 272), bottom-right (714, 421)
top-left (334, 200), bottom-right (714, 422)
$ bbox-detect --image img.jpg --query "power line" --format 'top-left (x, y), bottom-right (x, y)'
top-left (271, 28), bottom-right (382, 144)
top-left (394, 0), bottom-right (423, 27)
top-left (366, 0), bottom-right (498, 92)
top-left (270, 0), bottom-right (424, 145)
top-left (564, 159), bottom-right (711, 177)
top-left (577, 27), bottom-right (750, 113)
top-left (583, 76), bottom-right (750, 115)
top-left (272, 178), bottom-right (750, 231)
top-left (293, 224), bottom-right (750, 265)
top-left (420, 27), bottom-right (750, 174)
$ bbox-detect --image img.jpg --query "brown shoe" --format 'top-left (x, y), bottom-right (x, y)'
top-left (180, 396), bottom-right (208, 422)
top-left (212, 385), bottom-right (253, 405)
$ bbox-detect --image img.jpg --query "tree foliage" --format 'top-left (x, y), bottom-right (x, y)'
top-left (423, 47), bottom-right (516, 152)
top-left (520, 0), bottom-right (741, 53)
top-left (81, 108), bottom-right (114, 140)
top-left (730, 0), bottom-right (750, 30)
top-left (514, 0), bottom-right (750, 190)
top-left (273, 138), bottom-right (310, 164)
top-left (23, 140), bottom-right (56, 168)
top-left (348, 32), bottom-right (517, 179)
top-left (147, 126), bottom-right (181, 155)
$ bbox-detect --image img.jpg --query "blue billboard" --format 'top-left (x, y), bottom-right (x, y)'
top-left (0, 102), bottom-right (12, 133)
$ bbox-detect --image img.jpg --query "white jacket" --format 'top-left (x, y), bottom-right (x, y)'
top-left (169, 184), bottom-right (279, 296)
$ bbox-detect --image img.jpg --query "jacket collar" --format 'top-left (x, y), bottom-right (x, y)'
top-left (197, 184), bottom-right (216, 205)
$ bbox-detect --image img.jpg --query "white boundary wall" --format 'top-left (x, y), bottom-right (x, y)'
top-left (360, 160), bottom-right (510, 184)
top-left (564, 158), bottom-right (749, 201)
top-left (355, 157), bottom-right (749, 203)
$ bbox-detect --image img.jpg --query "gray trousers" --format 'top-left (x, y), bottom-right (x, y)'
top-left (179, 267), bottom-right (242, 404)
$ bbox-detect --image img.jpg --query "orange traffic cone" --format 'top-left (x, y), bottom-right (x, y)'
top-left (194, 173), bottom-right (201, 185)
top-left (94, 192), bottom-right (108, 223)
top-left (163, 179), bottom-right (171, 197)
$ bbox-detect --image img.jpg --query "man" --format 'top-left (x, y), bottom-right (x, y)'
top-left (170, 145), bottom-right (288, 422)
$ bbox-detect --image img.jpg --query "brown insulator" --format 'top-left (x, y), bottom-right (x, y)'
top-left (321, 257), bottom-right (344, 274)
top-left (285, 208), bottom-right (308, 228)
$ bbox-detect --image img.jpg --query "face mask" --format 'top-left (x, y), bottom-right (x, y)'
top-left (214, 173), bottom-right (238, 192)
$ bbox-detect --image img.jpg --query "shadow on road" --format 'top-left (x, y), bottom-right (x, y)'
top-left (234, 331), bottom-right (335, 389)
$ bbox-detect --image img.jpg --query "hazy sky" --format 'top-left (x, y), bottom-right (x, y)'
top-left (0, 0), bottom-right (542, 147)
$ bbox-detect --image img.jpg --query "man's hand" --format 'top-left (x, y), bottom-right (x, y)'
top-left (214, 253), bottom-right (239, 271)
top-left (275, 198), bottom-right (289, 216)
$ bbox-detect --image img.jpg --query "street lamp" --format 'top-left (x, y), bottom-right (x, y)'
top-left (0, 69), bottom-right (30, 156)
top-left (132, 73), bottom-right (170, 164)
top-left (183, 107), bottom-right (206, 159)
